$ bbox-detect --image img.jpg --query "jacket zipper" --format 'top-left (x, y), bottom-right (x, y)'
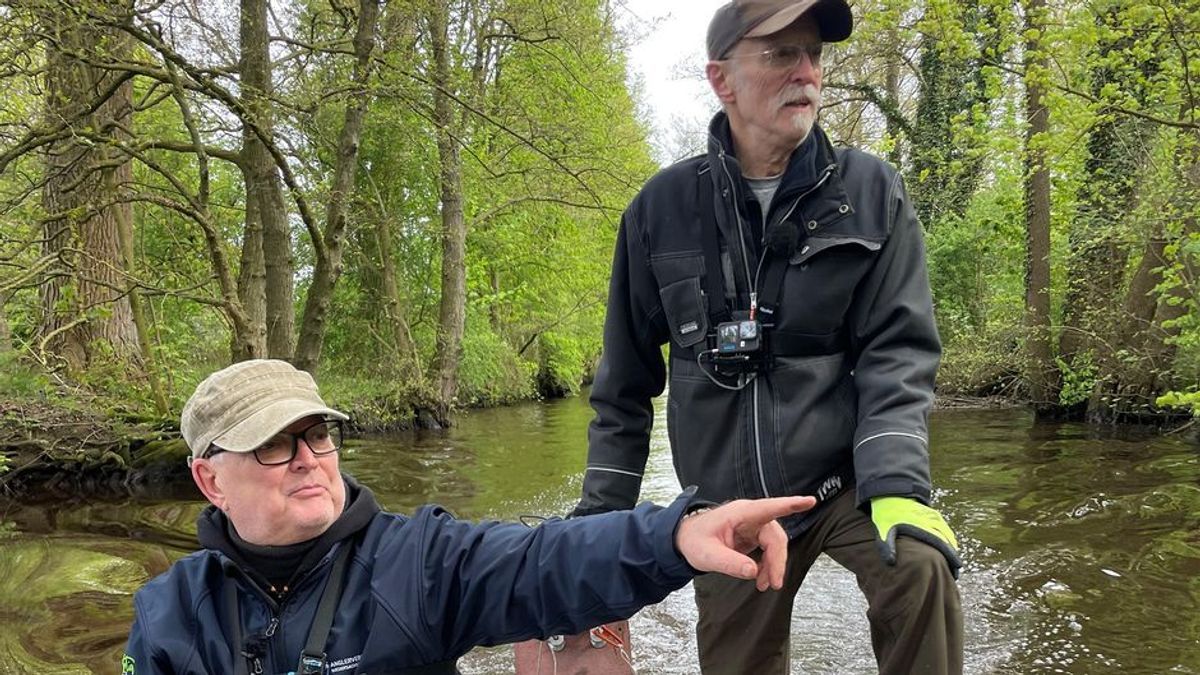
top-left (229, 559), bottom-right (326, 673)
top-left (265, 616), bottom-right (282, 670)
top-left (733, 155), bottom-right (836, 500)
top-left (773, 164), bottom-right (836, 244)
top-left (268, 547), bottom-right (342, 669)
top-left (711, 128), bottom-right (840, 500)
top-left (715, 147), bottom-right (773, 499)
top-left (715, 147), bottom-right (756, 312)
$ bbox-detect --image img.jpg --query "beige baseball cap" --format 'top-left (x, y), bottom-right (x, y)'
top-left (181, 359), bottom-right (349, 460)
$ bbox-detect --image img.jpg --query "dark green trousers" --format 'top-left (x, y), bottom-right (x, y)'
top-left (693, 490), bottom-right (963, 674)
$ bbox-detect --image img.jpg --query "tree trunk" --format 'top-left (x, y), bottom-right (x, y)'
top-left (234, 198), bottom-right (268, 359)
top-left (239, 0), bottom-right (292, 360)
top-left (883, 24), bottom-right (903, 168)
top-left (909, 0), bottom-right (999, 231)
top-left (293, 0), bottom-right (381, 374)
top-left (0, 292), bottom-right (12, 354)
top-left (374, 215), bottom-right (420, 375)
top-left (489, 266), bottom-right (503, 332)
top-left (39, 2), bottom-right (140, 373)
top-left (262, 176), bottom-right (293, 358)
top-left (115, 172), bottom-right (169, 415)
top-left (1058, 7), bottom-right (1157, 371)
top-left (1022, 0), bottom-right (1057, 412)
top-left (1088, 138), bottom-right (1200, 420)
top-left (1057, 117), bottom-right (1148, 365)
top-left (428, 2), bottom-right (467, 419)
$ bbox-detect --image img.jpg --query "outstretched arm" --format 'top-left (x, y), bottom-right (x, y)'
top-left (387, 491), bottom-right (817, 659)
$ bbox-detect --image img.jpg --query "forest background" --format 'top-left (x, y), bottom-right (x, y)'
top-left (0, 0), bottom-right (1198, 484)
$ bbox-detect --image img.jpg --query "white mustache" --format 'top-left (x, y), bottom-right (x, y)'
top-left (776, 84), bottom-right (821, 109)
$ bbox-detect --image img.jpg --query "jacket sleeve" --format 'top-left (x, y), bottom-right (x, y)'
top-left (381, 491), bottom-right (699, 660)
top-left (123, 594), bottom-right (173, 674)
top-left (849, 172), bottom-right (942, 506)
top-left (571, 210), bottom-right (668, 517)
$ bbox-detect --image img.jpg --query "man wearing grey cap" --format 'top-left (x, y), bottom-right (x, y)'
top-left (571, 0), bottom-right (962, 672)
top-left (121, 359), bottom-right (818, 674)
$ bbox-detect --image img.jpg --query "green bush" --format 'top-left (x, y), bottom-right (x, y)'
top-left (936, 322), bottom-right (1023, 397)
top-left (320, 372), bottom-right (432, 431)
top-left (1157, 390), bottom-right (1200, 417)
top-left (536, 332), bottom-right (588, 398)
top-left (1056, 352), bottom-right (1098, 408)
top-left (455, 325), bottom-right (536, 407)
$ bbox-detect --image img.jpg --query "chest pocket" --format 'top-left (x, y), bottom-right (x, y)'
top-left (650, 252), bottom-right (709, 349)
top-left (780, 236), bottom-right (882, 337)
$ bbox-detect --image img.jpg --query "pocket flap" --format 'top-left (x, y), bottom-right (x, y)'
top-left (658, 277), bottom-right (708, 349)
top-left (790, 236), bottom-right (882, 265)
top-left (650, 252), bottom-right (706, 285)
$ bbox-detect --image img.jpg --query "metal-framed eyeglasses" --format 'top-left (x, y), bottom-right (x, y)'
top-left (202, 418), bottom-right (345, 466)
top-left (721, 43), bottom-right (824, 70)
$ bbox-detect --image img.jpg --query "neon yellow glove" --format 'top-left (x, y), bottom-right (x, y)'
top-left (870, 496), bottom-right (962, 579)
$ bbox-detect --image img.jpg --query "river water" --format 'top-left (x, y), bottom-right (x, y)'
top-left (0, 397), bottom-right (1197, 674)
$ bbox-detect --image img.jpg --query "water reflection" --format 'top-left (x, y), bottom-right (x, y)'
top-left (0, 400), bottom-right (1196, 674)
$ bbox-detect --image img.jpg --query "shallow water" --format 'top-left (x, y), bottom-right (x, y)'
top-left (0, 398), bottom-right (1197, 674)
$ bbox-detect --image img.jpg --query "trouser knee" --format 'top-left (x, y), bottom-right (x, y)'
top-left (867, 538), bottom-right (959, 621)
top-left (894, 538), bottom-right (956, 591)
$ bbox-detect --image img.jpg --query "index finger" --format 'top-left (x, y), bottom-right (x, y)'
top-left (738, 495), bottom-right (817, 523)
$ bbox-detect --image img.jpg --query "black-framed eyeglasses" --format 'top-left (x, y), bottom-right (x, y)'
top-left (722, 43), bottom-right (824, 70)
top-left (203, 419), bottom-right (344, 466)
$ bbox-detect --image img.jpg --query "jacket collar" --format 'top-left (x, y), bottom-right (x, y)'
top-left (705, 111), bottom-right (839, 207)
top-left (197, 473), bottom-right (381, 596)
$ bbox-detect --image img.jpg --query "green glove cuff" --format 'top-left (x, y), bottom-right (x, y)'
top-left (870, 496), bottom-right (962, 579)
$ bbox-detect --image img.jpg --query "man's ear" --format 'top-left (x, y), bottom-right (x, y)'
top-left (707, 61), bottom-right (737, 105)
top-left (191, 458), bottom-right (227, 510)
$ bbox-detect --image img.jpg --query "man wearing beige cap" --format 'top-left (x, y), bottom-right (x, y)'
top-left (121, 359), bottom-right (818, 675)
top-left (572, 0), bottom-right (962, 672)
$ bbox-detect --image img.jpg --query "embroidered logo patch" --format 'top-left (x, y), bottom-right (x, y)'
top-left (679, 321), bottom-right (699, 335)
top-left (817, 475), bottom-right (843, 502)
top-left (122, 654), bottom-right (135, 674)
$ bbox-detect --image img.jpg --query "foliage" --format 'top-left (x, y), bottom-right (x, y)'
top-left (814, 0), bottom-right (1200, 420)
top-left (1156, 390), bottom-right (1200, 417)
top-left (0, 352), bottom-right (52, 400)
top-left (0, 0), bottom-right (1198, 428)
top-left (536, 331), bottom-right (594, 398)
top-left (1056, 354), bottom-right (1099, 408)
top-left (0, 0), bottom-right (653, 426)
top-left (454, 319), bottom-right (538, 407)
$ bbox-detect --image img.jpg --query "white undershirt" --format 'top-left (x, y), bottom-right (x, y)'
top-left (745, 173), bottom-right (783, 215)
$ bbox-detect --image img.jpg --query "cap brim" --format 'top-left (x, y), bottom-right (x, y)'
top-left (746, 1), bottom-right (818, 38)
top-left (210, 398), bottom-right (349, 454)
top-left (745, 0), bottom-right (853, 43)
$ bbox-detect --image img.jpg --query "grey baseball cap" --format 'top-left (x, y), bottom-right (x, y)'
top-left (181, 359), bottom-right (348, 460)
top-left (707, 0), bottom-right (854, 60)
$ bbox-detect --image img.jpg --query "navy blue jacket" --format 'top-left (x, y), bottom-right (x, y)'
top-left (123, 489), bottom-right (699, 674)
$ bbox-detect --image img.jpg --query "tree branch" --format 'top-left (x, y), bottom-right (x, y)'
top-left (984, 56), bottom-right (1200, 130)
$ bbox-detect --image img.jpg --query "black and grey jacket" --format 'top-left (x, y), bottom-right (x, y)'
top-left (573, 113), bottom-right (941, 535)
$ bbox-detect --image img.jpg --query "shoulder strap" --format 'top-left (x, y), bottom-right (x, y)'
top-left (697, 164), bottom-right (730, 325)
top-left (756, 249), bottom-right (789, 322)
top-left (224, 563), bottom-right (248, 675)
top-left (296, 541), bottom-right (355, 675)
